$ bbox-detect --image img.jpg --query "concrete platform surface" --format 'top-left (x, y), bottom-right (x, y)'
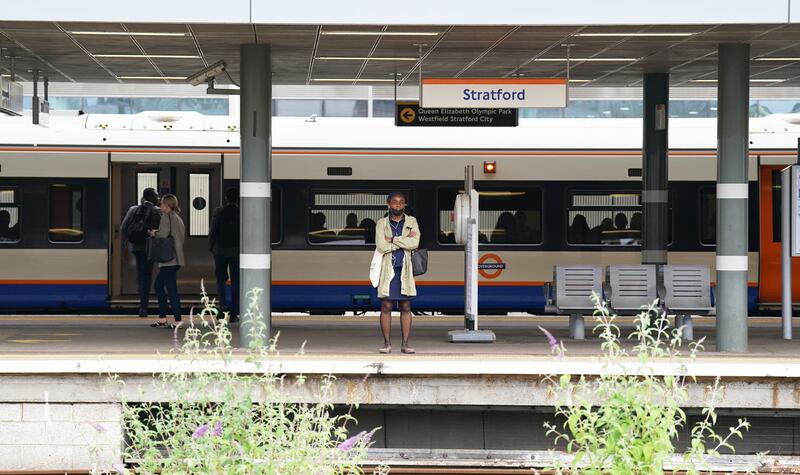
top-left (0, 314), bottom-right (797, 359)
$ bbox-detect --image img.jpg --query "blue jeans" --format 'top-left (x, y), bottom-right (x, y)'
top-left (214, 254), bottom-right (240, 316)
top-left (132, 250), bottom-right (154, 312)
top-left (154, 265), bottom-right (181, 321)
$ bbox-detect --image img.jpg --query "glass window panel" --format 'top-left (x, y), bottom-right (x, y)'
top-left (189, 173), bottom-right (210, 237)
top-left (567, 190), bottom-right (642, 246)
top-left (773, 170), bottom-right (782, 243)
top-left (323, 99), bottom-right (368, 117)
top-left (373, 100), bottom-right (395, 117)
top-left (24, 96), bottom-right (229, 115)
top-left (437, 187), bottom-right (542, 245)
top-left (274, 99), bottom-right (323, 117)
top-left (700, 187), bottom-right (716, 245)
top-left (49, 184), bottom-right (83, 243)
top-left (0, 187), bottom-right (19, 243)
top-left (308, 190), bottom-right (410, 245)
top-left (137, 173), bottom-right (158, 205)
top-left (272, 187), bottom-right (281, 244)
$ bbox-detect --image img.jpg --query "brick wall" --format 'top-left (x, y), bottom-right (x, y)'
top-left (0, 403), bottom-right (122, 471)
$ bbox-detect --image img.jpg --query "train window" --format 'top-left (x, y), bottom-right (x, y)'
top-left (437, 187), bottom-right (543, 245)
top-left (307, 190), bottom-right (411, 245)
top-left (700, 187), bottom-right (716, 245)
top-left (567, 190), bottom-right (643, 246)
top-left (272, 186), bottom-right (281, 245)
top-left (773, 170), bottom-right (782, 243)
top-left (0, 187), bottom-right (20, 243)
top-left (189, 173), bottom-right (210, 236)
top-left (49, 184), bottom-right (83, 243)
top-left (137, 172), bottom-right (158, 203)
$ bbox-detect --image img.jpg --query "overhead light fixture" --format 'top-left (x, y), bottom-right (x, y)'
top-left (320, 31), bottom-right (439, 36)
top-left (568, 79), bottom-right (591, 83)
top-left (691, 78), bottom-right (785, 83)
top-left (93, 54), bottom-right (200, 59)
top-left (71, 31), bottom-right (187, 37)
top-left (533, 57), bottom-right (638, 62)
top-left (755, 57), bottom-right (800, 61)
top-left (119, 76), bottom-right (187, 80)
top-left (315, 56), bottom-right (418, 61)
top-left (575, 32), bottom-right (696, 37)
top-left (312, 78), bottom-right (395, 82)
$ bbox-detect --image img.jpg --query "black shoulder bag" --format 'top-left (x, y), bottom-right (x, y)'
top-left (146, 215), bottom-right (175, 263)
top-left (411, 248), bottom-right (428, 276)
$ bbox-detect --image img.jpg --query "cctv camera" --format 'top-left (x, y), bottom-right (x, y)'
top-left (186, 60), bottom-right (227, 86)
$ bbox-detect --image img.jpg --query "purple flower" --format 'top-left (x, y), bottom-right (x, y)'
top-left (112, 462), bottom-right (129, 474)
top-left (337, 431), bottom-right (366, 451)
top-left (538, 326), bottom-right (558, 350)
top-left (212, 420), bottom-right (223, 437)
top-left (192, 423), bottom-right (210, 439)
top-left (361, 427), bottom-right (380, 445)
top-left (337, 427), bottom-right (381, 451)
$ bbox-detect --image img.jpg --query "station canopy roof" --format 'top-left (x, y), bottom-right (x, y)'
top-left (3, 22), bottom-right (800, 87)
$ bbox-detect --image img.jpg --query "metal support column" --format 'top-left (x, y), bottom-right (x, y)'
top-left (716, 43), bottom-right (750, 352)
top-left (781, 166), bottom-right (793, 340)
top-left (642, 73), bottom-right (669, 270)
top-left (31, 69), bottom-right (39, 125)
top-left (239, 43), bottom-right (272, 348)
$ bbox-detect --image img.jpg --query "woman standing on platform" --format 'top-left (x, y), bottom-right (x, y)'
top-left (150, 194), bottom-right (186, 329)
top-left (374, 192), bottom-right (420, 354)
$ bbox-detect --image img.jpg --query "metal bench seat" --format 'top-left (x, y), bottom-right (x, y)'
top-left (604, 265), bottom-right (659, 315)
top-left (659, 265), bottom-right (715, 340)
top-left (544, 265), bottom-right (603, 339)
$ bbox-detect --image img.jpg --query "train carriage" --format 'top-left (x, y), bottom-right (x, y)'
top-left (0, 111), bottom-right (798, 313)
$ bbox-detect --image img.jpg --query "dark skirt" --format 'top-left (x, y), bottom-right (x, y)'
top-left (387, 267), bottom-right (414, 301)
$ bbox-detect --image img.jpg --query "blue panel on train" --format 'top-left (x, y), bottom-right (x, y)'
top-left (271, 284), bottom-right (546, 312)
top-left (0, 284), bottom-right (107, 309)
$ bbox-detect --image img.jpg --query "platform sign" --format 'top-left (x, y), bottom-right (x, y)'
top-left (421, 78), bottom-right (567, 109)
top-left (792, 165), bottom-right (800, 257)
top-left (395, 101), bottom-right (518, 127)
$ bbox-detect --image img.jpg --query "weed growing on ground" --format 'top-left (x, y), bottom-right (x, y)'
top-left (542, 293), bottom-right (752, 475)
top-left (110, 286), bottom-right (381, 475)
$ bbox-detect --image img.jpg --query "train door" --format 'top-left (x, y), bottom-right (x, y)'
top-left (758, 164), bottom-right (800, 304)
top-left (110, 160), bottom-right (221, 305)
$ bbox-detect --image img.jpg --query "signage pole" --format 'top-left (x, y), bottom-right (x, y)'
top-left (448, 166), bottom-right (495, 343)
top-left (782, 165), bottom-right (793, 340)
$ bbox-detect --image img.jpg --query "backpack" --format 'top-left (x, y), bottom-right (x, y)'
top-left (215, 204), bottom-right (239, 248)
top-left (127, 204), bottom-right (152, 245)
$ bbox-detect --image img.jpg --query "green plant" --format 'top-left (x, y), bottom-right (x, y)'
top-left (543, 294), bottom-right (751, 475)
top-left (113, 285), bottom-right (381, 475)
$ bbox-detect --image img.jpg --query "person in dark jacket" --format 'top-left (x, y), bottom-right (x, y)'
top-left (120, 188), bottom-right (161, 317)
top-left (208, 187), bottom-right (240, 319)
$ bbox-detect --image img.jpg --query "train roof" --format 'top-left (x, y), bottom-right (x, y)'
top-left (1, 111), bottom-right (800, 150)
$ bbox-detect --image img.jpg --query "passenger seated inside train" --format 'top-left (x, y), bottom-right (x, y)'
top-left (308, 212), bottom-right (337, 243)
top-left (359, 218), bottom-right (376, 244)
top-left (491, 211), bottom-right (517, 244)
top-left (337, 213), bottom-right (363, 239)
top-left (0, 210), bottom-right (19, 242)
top-left (568, 214), bottom-right (591, 244)
top-left (514, 211), bottom-right (536, 243)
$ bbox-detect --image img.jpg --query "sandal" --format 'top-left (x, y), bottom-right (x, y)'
top-left (401, 345), bottom-right (416, 354)
top-left (378, 344), bottom-right (392, 354)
